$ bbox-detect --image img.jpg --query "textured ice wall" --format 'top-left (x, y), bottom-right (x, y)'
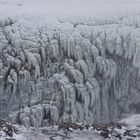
top-left (0, 15), bottom-right (140, 128)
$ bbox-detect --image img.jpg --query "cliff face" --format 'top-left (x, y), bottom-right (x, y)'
top-left (0, 15), bottom-right (140, 128)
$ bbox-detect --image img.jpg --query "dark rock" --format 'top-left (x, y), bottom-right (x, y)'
top-left (100, 129), bottom-right (109, 138)
top-left (5, 138), bottom-right (16, 140)
top-left (0, 119), bottom-right (18, 137)
top-left (58, 122), bottom-right (84, 131)
top-left (84, 124), bottom-right (90, 130)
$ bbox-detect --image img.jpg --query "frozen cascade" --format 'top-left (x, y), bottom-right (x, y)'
top-left (1, 15), bottom-right (140, 128)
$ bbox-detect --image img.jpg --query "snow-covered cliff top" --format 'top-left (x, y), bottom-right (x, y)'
top-left (1, 0), bottom-right (140, 18)
top-left (0, 0), bottom-right (140, 33)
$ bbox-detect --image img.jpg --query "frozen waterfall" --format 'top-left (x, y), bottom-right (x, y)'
top-left (0, 15), bottom-right (140, 128)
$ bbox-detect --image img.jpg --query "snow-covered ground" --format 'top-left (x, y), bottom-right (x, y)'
top-left (121, 114), bottom-right (140, 126)
top-left (1, 114), bottom-right (140, 140)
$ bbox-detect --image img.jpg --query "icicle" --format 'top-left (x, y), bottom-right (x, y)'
top-left (76, 102), bottom-right (84, 123)
top-left (40, 47), bottom-right (46, 62)
top-left (75, 59), bottom-right (90, 80)
top-left (133, 46), bottom-right (140, 68)
top-left (24, 50), bottom-right (40, 79)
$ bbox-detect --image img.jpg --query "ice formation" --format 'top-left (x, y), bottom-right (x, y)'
top-left (0, 14), bottom-right (140, 128)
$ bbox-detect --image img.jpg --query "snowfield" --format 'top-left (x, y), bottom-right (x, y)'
top-left (0, 0), bottom-right (140, 18)
top-left (1, 0), bottom-right (140, 139)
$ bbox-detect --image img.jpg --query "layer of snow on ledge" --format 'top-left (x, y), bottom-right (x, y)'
top-left (0, 0), bottom-right (140, 18)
